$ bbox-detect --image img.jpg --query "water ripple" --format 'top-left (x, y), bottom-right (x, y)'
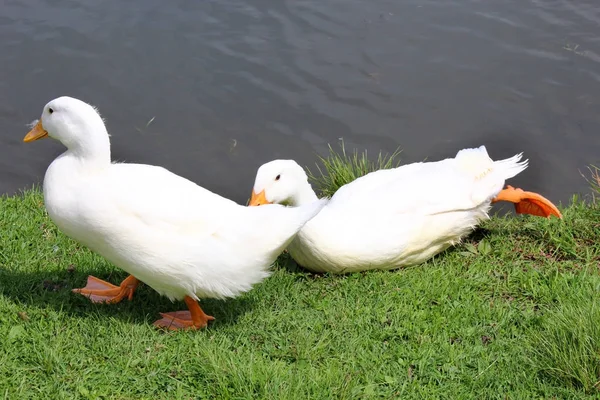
top-left (0, 0), bottom-right (599, 204)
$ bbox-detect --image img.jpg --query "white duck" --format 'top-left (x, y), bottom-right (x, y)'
top-left (248, 146), bottom-right (561, 273)
top-left (23, 96), bottom-right (327, 330)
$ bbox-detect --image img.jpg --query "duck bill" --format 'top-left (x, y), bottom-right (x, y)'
top-left (248, 190), bottom-right (271, 206)
top-left (23, 120), bottom-right (49, 143)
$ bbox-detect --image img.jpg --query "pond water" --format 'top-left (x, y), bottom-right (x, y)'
top-left (1, 0), bottom-right (599, 206)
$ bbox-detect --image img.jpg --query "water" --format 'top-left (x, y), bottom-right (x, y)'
top-left (1, 0), bottom-right (599, 205)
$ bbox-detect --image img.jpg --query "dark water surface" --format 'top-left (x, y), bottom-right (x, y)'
top-left (1, 0), bottom-right (600, 205)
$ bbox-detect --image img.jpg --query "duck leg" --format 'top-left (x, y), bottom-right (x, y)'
top-left (72, 275), bottom-right (140, 304)
top-left (492, 185), bottom-right (562, 218)
top-left (153, 296), bottom-right (215, 331)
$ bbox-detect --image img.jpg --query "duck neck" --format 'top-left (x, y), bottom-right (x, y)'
top-left (290, 182), bottom-right (319, 206)
top-left (66, 127), bottom-right (112, 169)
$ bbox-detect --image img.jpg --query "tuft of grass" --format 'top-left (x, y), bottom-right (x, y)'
top-left (306, 139), bottom-right (402, 198)
top-left (583, 164), bottom-right (600, 200)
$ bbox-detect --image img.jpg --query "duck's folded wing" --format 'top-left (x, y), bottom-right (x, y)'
top-left (332, 159), bottom-right (495, 218)
top-left (101, 163), bottom-right (240, 238)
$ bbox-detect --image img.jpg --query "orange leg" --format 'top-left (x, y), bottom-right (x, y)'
top-left (72, 275), bottom-right (140, 304)
top-left (492, 185), bottom-right (562, 219)
top-left (153, 296), bottom-right (215, 331)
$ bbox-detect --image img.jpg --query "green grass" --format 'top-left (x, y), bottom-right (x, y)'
top-left (307, 140), bottom-right (402, 198)
top-left (584, 165), bottom-right (600, 201)
top-left (1, 161), bottom-right (600, 398)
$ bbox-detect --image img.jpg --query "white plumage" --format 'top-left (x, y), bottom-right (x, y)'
top-left (25, 96), bottom-right (327, 329)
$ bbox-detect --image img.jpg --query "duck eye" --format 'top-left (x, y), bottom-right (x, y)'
top-left (48, 108), bottom-right (54, 114)
top-left (275, 174), bottom-right (281, 181)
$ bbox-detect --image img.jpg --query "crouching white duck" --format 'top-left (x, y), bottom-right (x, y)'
top-left (248, 146), bottom-right (561, 273)
top-left (23, 96), bottom-right (327, 330)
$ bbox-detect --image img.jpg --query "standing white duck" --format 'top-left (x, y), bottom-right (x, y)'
top-left (248, 147), bottom-right (562, 273)
top-left (23, 96), bottom-right (327, 330)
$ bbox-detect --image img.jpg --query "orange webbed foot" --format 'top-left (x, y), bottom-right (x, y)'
top-left (492, 185), bottom-right (562, 219)
top-left (72, 275), bottom-right (140, 304)
top-left (153, 296), bottom-right (215, 331)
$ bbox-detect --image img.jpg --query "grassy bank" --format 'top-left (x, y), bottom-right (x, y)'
top-left (1, 154), bottom-right (600, 398)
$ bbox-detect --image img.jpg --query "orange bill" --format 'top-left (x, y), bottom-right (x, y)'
top-left (248, 189), bottom-right (270, 206)
top-left (492, 185), bottom-right (562, 219)
top-left (23, 120), bottom-right (49, 142)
